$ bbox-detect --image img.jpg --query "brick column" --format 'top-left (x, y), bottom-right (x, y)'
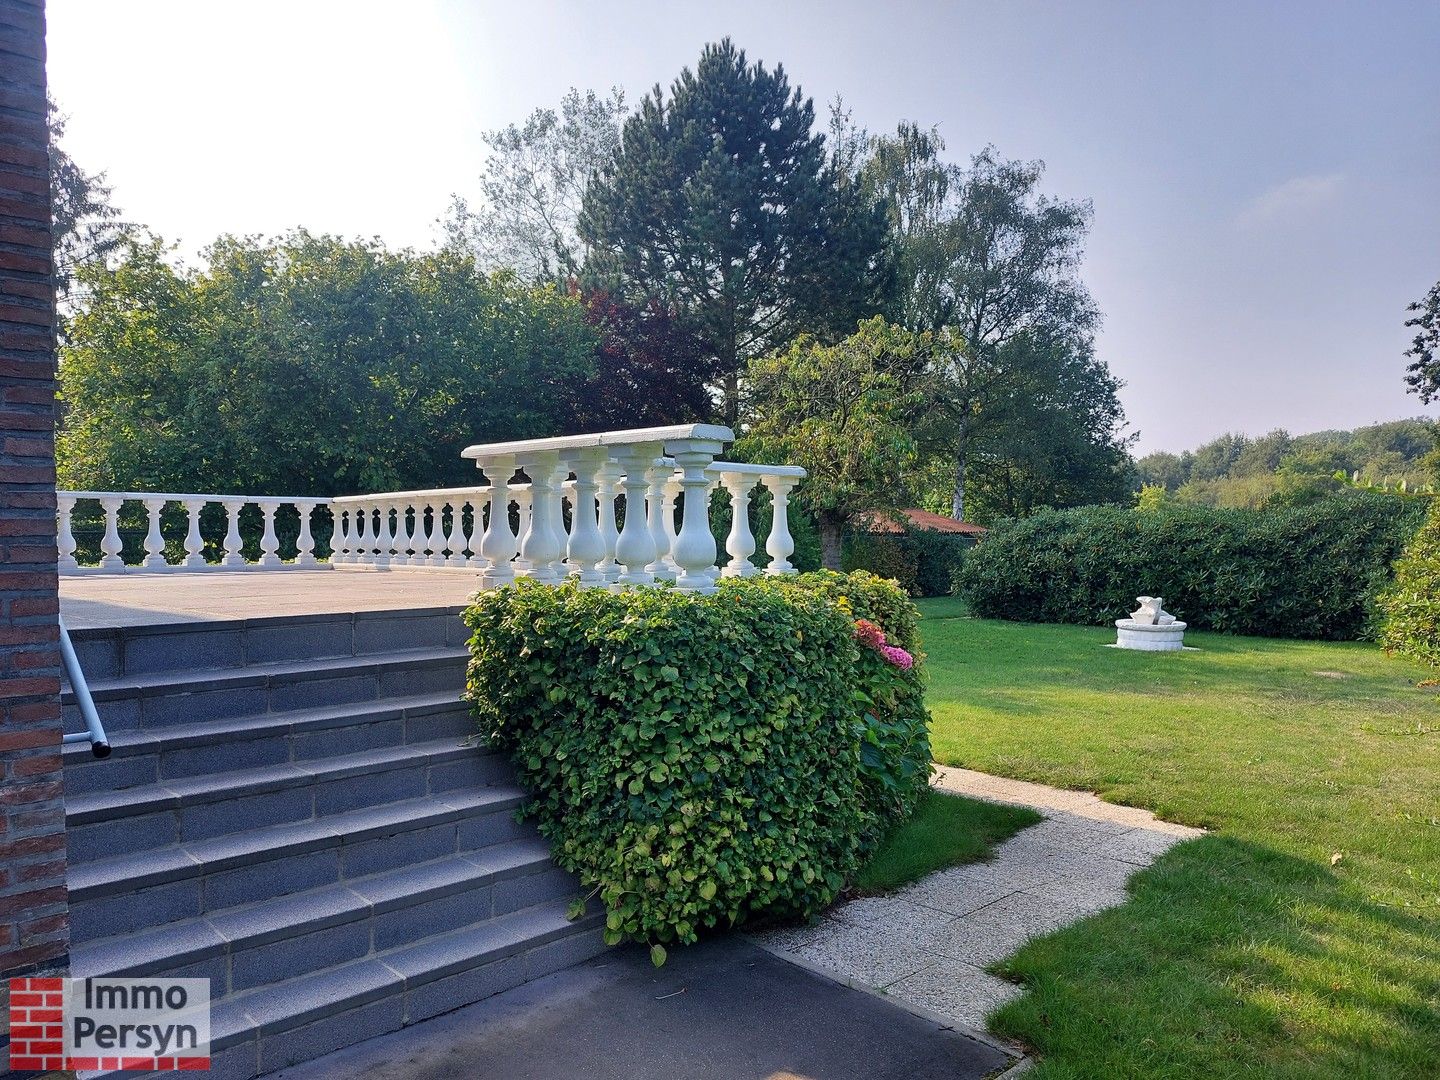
top-left (0, 0), bottom-right (68, 981)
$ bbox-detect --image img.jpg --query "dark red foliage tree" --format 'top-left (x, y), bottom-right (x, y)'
top-left (565, 287), bottom-right (723, 430)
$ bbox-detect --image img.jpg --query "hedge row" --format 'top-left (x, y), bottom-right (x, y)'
top-left (1379, 501), bottom-right (1440, 665)
top-left (462, 571), bottom-right (931, 958)
top-left (956, 493), bottom-right (1426, 640)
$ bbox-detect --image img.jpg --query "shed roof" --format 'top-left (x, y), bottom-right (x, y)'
top-left (855, 509), bottom-right (988, 536)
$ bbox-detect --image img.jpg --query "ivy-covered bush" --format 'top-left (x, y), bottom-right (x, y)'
top-left (956, 492), bottom-right (1426, 640)
top-left (463, 572), bottom-right (930, 957)
top-left (1379, 501), bottom-right (1440, 665)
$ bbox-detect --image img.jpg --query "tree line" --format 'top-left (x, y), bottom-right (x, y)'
top-left (64, 40), bottom-right (1440, 567)
top-left (1133, 418), bottom-right (1437, 510)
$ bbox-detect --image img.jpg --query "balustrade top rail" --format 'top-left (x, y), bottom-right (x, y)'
top-left (59, 424), bottom-right (805, 591)
top-left (460, 423), bottom-right (734, 460)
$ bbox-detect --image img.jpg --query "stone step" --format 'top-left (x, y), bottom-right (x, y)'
top-left (204, 901), bottom-right (606, 1080)
top-left (62, 645), bottom-right (469, 734)
top-left (65, 737), bottom-right (508, 864)
top-left (68, 606), bottom-right (470, 681)
top-left (62, 692), bottom-right (473, 796)
top-left (71, 840), bottom-right (565, 989)
top-left (67, 786), bottom-right (531, 945)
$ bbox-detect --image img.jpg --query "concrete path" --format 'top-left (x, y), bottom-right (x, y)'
top-left (272, 937), bottom-right (1016, 1080)
top-left (754, 766), bottom-right (1203, 1030)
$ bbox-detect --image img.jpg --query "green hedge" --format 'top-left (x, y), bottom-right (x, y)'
top-left (1379, 502), bottom-right (1440, 665)
top-left (843, 528), bottom-right (969, 598)
top-left (462, 572), bottom-right (930, 958)
top-left (956, 493), bottom-right (1426, 640)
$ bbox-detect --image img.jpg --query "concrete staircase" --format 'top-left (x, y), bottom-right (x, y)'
top-left (61, 607), bottom-right (603, 1079)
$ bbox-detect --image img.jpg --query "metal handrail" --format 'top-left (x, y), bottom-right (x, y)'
top-left (58, 615), bottom-right (110, 758)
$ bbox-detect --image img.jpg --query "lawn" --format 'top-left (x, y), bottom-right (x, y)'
top-left (854, 788), bottom-right (1040, 895)
top-left (918, 598), bottom-right (1440, 1079)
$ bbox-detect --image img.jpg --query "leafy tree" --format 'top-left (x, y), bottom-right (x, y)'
top-left (1188, 432), bottom-right (1250, 482)
top-left (741, 318), bottom-right (930, 569)
top-left (1134, 450), bottom-right (1190, 491)
top-left (579, 39), bottom-right (892, 425)
top-left (860, 128), bottom-right (1104, 518)
top-left (563, 288), bottom-right (722, 429)
top-left (1402, 279), bottom-right (1440, 402)
top-left (58, 231), bottom-right (598, 495)
top-left (441, 88), bottom-right (627, 282)
top-left (48, 97), bottom-right (126, 304)
top-left (1231, 429), bottom-right (1293, 477)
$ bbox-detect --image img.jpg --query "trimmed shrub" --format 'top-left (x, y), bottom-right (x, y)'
top-left (957, 492), bottom-right (1425, 640)
top-left (756, 571), bottom-right (932, 826)
top-left (463, 572), bottom-right (930, 955)
top-left (1379, 501), bottom-right (1440, 665)
top-left (843, 527), bottom-right (970, 598)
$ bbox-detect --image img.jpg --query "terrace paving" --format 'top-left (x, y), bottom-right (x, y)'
top-left (60, 569), bottom-right (482, 629)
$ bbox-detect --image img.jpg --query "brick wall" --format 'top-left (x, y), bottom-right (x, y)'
top-left (0, 0), bottom-right (67, 981)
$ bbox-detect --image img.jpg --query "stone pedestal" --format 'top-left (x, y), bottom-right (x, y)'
top-left (1114, 619), bottom-right (1188, 651)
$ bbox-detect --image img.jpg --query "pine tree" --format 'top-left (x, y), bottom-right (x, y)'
top-left (579, 39), bottom-right (890, 425)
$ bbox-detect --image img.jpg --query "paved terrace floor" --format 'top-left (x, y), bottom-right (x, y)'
top-left (60, 570), bottom-right (484, 629)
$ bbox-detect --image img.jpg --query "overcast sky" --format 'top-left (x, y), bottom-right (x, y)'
top-left (46, 1), bottom-right (1440, 454)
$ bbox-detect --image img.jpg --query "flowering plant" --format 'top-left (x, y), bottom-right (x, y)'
top-left (853, 618), bottom-right (913, 670)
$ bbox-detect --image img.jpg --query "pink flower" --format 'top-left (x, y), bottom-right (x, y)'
top-left (879, 645), bottom-right (914, 670)
top-left (853, 619), bottom-right (887, 649)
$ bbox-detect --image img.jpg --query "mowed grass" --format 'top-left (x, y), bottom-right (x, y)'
top-left (855, 788), bottom-right (1040, 894)
top-left (918, 598), bottom-right (1440, 1079)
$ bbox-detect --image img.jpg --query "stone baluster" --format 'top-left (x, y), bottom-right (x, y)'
top-left (332, 507), bottom-right (351, 565)
top-left (98, 496), bottom-right (125, 570)
top-left (645, 459), bottom-right (675, 581)
top-left (566, 449), bottom-right (608, 588)
top-left (221, 499), bottom-right (246, 567)
top-left (596, 462), bottom-right (623, 584)
top-left (444, 502), bottom-right (465, 568)
top-left (295, 503), bottom-right (319, 567)
top-left (465, 500), bottom-right (486, 570)
top-left (182, 498), bottom-right (207, 568)
top-left (371, 503), bottom-right (392, 569)
top-left (762, 475), bottom-right (800, 575)
top-left (419, 503), bottom-right (440, 566)
top-left (719, 473), bottom-right (759, 578)
top-left (477, 457), bottom-right (518, 587)
top-left (398, 503), bottom-right (419, 566)
top-left (350, 505), bottom-right (369, 566)
top-left (257, 500), bottom-right (282, 567)
top-left (613, 445), bottom-right (660, 586)
top-left (140, 498), bottom-right (168, 569)
top-left (551, 466), bottom-right (573, 579)
top-left (511, 487), bottom-right (534, 577)
top-left (515, 453), bottom-right (563, 583)
top-left (661, 475), bottom-right (682, 576)
top-left (664, 436), bottom-right (726, 593)
top-left (418, 502), bottom-right (437, 566)
top-left (57, 495), bottom-right (78, 571)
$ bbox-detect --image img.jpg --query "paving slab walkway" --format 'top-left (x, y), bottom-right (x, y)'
top-left (753, 766), bottom-right (1204, 1031)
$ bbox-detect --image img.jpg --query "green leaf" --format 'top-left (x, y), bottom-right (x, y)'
top-left (650, 943), bottom-right (667, 967)
top-left (699, 880), bottom-right (717, 901)
top-left (566, 898), bottom-right (586, 922)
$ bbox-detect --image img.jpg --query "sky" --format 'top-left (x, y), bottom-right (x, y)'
top-left (45, 0), bottom-right (1440, 455)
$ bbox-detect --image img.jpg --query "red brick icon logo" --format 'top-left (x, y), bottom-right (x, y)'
top-left (8, 977), bottom-right (66, 1072)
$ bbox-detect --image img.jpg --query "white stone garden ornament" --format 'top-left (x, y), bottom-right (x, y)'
top-left (1112, 596), bottom-right (1190, 651)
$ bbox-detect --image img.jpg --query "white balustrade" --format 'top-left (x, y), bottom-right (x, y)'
top-left (56, 492), bottom-right (331, 574)
top-left (56, 426), bottom-right (806, 584)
